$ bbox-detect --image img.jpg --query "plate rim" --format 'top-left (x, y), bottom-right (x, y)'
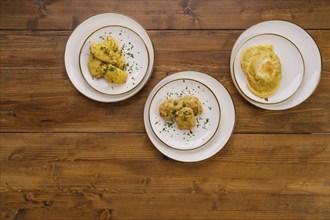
top-left (64, 12), bottom-right (155, 102)
top-left (148, 77), bottom-right (221, 151)
top-left (232, 33), bottom-right (305, 105)
top-left (79, 25), bottom-right (150, 96)
top-left (230, 19), bottom-right (322, 110)
top-left (144, 71), bottom-right (236, 162)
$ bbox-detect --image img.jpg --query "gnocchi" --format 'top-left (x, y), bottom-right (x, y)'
top-left (88, 35), bottom-right (128, 84)
top-left (159, 95), bottom-right (203, 130)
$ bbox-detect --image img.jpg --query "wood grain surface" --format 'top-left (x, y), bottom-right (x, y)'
top-left (1, 0), bottom-right (329, 219)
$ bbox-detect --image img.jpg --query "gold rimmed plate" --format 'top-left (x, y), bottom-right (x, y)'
top-left (233, 33), bottom-right (305, 104)
top-left (230, 20), bottom-right (321, 110)
top-left (65, 13), bottom-right (154, 102)
top-left (144, 71), bottom-right (236, 162)
top-left (79, 25), bottom-right (149, 95)
top-left (148, 78), bottom-right (221, 151)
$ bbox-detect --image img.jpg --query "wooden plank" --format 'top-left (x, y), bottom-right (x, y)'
top-left (1, 174), bottom-right (328, 197)
top-left (1, 192), bottom-right (329, 212)
top-left (1, 193), bottom-right (328, 219)
top-left (1, 133), bottom-right (328, 164)
top-left (1, 208), bottom-right (328, 220)
top-left (1, 30), bottom-right (329, 133)
top-left (1, 0), bottom-right (330, 30)
top-left (2, 162), bottom-right (328, 195)
top-left (1, 134), bottom-right (328, 196)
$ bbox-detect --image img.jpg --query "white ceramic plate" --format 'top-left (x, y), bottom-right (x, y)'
top-left (233, 34), bottom-right (304, 104)
top-left (149, 78), bottom-right (221, 151)
top-left (230, 20), bottom-right (321, 110)
top-left (79, 25), bottom-right (149, 95)
top-left (65, 13), bottom-right (154, 102)
top-left (144, 71), bottom-right (235, 162)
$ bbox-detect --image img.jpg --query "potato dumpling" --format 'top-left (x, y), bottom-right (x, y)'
top-left (103, 64), bottom-right (128, 84)
top-left (90, 42), bottom-right (124, 66)
top-left (175, 107), bottom-right (196, 130)
top-left (179, 95), bottom-right (203, 116)
top-left (88, 55), bottom-right (128, 83)
top-left (87, 55), bottom-right (105, 78)
top-left (88, 35), bottom-right (128, 85)
top-left (116, 52), bottom-right (127, 70)
top-left (158, 95), bottom-right (203, 130)
top-left (159, 98), bottom-right (182, 120)
top-left (103, 35), bottom-right (119, 52)
top-left (240, 44), bottom-right (282, 99)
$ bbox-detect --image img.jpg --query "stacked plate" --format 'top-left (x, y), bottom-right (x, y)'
top-left (65, 13), bottom-right (154, 102)
top-left (230, 20), bottom-right (321, 110)
top-left (144, 71), bottom-right (236, 162)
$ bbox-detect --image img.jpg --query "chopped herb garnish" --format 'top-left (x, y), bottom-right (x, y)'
top-left (126, 52), bottom-right (134, 58)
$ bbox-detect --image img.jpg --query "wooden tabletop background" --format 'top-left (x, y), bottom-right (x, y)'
top-left (1, 0), bottom-right (329, 219)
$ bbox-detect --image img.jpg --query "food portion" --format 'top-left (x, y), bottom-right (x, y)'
top-left (175, 107), bottom-right (196, 130)
top-left (103, 35), bottom-right (119, 52)
top-left (159, 98), bottom-right (182, 120)
top-left (103, 64), bottom-right (128, 84)
top-left (87, 55), bottom-right (104, 79)
top-left (88, 35), bottom-right (128, 84)
top-left (179, 95), bottom-right (203, 116)
top-left (240, 44), bottom-right (282, 99)
top-left (159, 95), bottom-right (203, 130)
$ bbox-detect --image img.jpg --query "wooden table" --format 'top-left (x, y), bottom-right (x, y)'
top-left (1, 1), bottom-right (329, 219)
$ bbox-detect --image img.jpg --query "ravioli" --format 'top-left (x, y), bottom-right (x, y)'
top-left (240, 44), bottom-right (282, 99)
top-left (87, 35), bottom-right (128, 84)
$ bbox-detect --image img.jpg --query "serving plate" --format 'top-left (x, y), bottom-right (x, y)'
top-left (230, 20), bottom-right (321, 110)
top-left (79, 25), bottom-right (149, 95)
top-left (144, 71), bottom-right (235, 162)
top-left (233, 33), bottom-right (305, 104)
top-left (149, 78), bottom-right (221, 151)
top-left (65, 13), bottom-right (154, 102)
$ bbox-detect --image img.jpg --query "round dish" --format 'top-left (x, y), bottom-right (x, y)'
top-left (79, 26), bottom-right (149, 95)
top-left (79, 25), bottom-right (149, 95)
top-left (144, 71), bottom-right (235, 162)
top-left (230, 20), bottom-right (321, 110)
top-left (149, 78), bottom-right (221, 151)
top-left (65, 13), bottom-right (154, 102)
top-left (233, 33), bottom-right (305, 104)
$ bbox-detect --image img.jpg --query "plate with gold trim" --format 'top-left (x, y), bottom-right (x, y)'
top-left (230, 20), bottom-right (321, 110)
top-left (79, 25), bottom-right (149, 95)
top-left (148, 78), bottom-right (221, 151)
top-left (65, 13), bottom-right (154, 102)
top-left (144, 71), bottom-right (235, 162)
top-left (233, 33), bottom-right (305, 104)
